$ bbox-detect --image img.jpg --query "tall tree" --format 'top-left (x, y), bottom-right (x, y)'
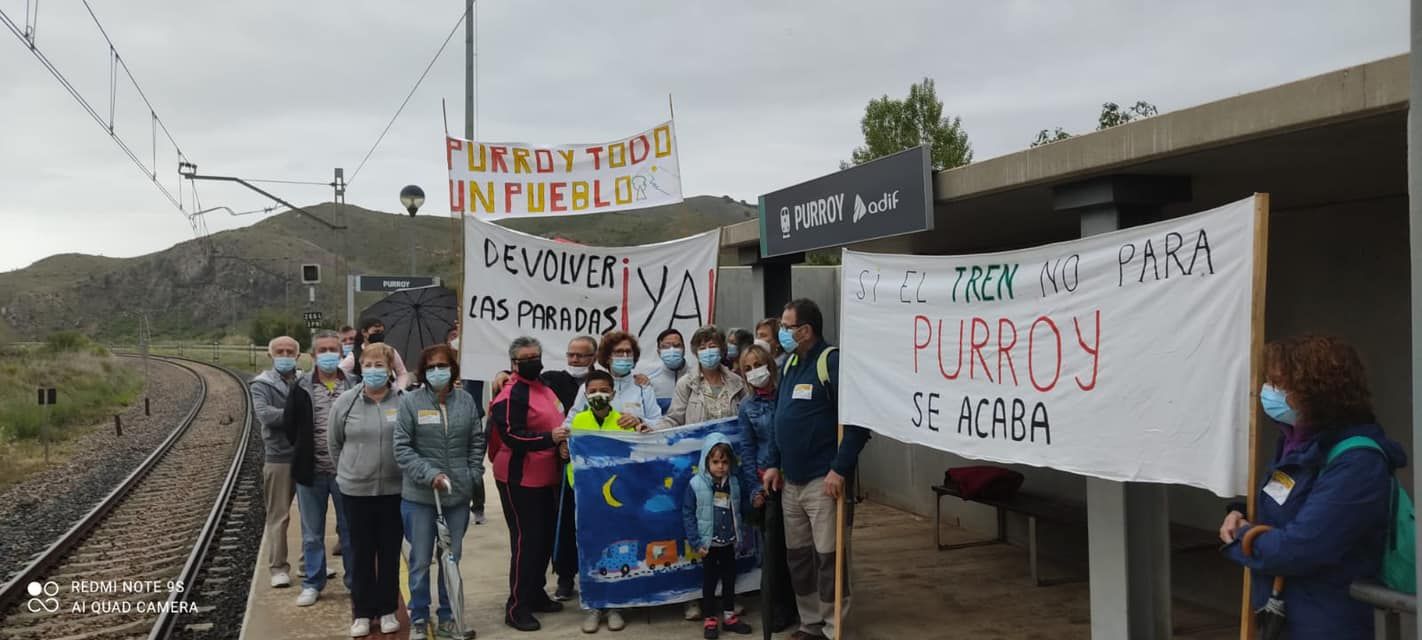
top-left (847, 78), bottom-right (972, 171)
top-left (1031, 100), bottom-right (1159, 147)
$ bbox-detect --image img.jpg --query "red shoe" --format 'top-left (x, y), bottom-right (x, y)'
top-left (721, 614), bottom-right (752, 635)
top-left (703, 617), bottom-right (720, 639)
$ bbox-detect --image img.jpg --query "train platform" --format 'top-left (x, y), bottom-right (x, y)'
top-left (240, 468), bottom-right (1236, 640)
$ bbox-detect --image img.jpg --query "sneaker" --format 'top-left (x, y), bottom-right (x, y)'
top-left (533, 599), bottom-right (563, 613)
top-left (721, 614), bottom-right (752, 635)
top-left (270, 572), bottom-right (291, 588)
top-left (436, 619), bottom-right (468, 639)
top-left (350, 618), bottom-right (371, 637)
top-left (684, 601), bottom-right (701, 620)
top-left (473, 508), bottom-right (487, 525)
top-left (732, 603), bottom-right (744, 616)
top-left (606, 609), bottom-right (626, 631)
top-left (581, 610), bottom-right (602, 633)
top-left (296, 587), bottom-right (319, 607)
top-left (410, 620), bottom-right (430, 640)
top-left (703, 617), bottom-right (720, 640)
top-left (505, 614), bottom-right (540, 632)
top-left (379, 614), bottom-right (400, 634)
top-left (554, 582), bottom-right (575, 601)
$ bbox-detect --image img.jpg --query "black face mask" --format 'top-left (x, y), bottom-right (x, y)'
top-left (367, 331), bottom-right (385, 344)
top-left (516, 358), bottom-right (543, 380)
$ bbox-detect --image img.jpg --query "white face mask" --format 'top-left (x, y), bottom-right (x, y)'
top-left (746, 366), bottom-right (771, 389)
top-left (567, 365), bottom-right (589, 379)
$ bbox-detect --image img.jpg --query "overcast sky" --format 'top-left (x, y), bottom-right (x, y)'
top-left (0, 0), bottom-right (1406, 272)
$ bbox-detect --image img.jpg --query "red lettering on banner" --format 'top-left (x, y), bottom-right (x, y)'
top-left (503, 183), bottom-right (523, 213)
top-left (997, 318), bottom-right (1019, 386)
top-left (446, 138), bottom-right (461, 170)
top-left (448, 179), bottom-right (465, 213)
top-left (549, 182), bottom-right (567, 212)
top-left (593, 180), bottom-right (611, 208)
top-left (1028, 316), bottom-right (1062, 392)
top-left (586, 146), bottom-right (605, 170)
top-left (490, 146), bottom-right (509, 173)
top-left (913, 316), bottom-right (931, 373)
top-left (969, 317), bottom-right (994, 383)
top-left (1074, 310), bottom-right (1101, 391)
top-left (630, 135), bottom-right (650, 164)
top-left (937, 319), bottom-right (963, 380)
top-left (535, 149), bottom-right (555, 173)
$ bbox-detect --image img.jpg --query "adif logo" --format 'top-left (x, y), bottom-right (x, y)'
top-left (852, 189), bottom-right (902, 224)
top-left (779, 207), bottom-right (791, 239)
top-left (27, 581), bottom-right (59, 613)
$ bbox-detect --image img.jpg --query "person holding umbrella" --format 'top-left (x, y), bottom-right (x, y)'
top-left (1220, 335), bottom-right (1406, 640)
top-left (394, 344), bottom-right (486, 640)
top-left (341, 317), bottom-right (410, 388)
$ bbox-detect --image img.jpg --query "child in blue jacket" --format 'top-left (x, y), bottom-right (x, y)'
top-left (683, 433), bottom-right (755, 639)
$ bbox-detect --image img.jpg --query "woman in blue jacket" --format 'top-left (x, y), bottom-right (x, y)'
top-left (737, 343), bottom-right (797, 633)
top-left (1220, 335), bottom-right (1407, 639)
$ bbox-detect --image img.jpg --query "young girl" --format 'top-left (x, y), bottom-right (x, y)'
top-left (682, 434), bottom-right (754, 639)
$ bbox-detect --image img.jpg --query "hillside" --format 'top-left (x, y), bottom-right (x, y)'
top-left (0, 196), bottom-right (756, 340)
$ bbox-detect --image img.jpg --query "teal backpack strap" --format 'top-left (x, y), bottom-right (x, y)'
top-left (1325, 435), bottom-right (1385, 466)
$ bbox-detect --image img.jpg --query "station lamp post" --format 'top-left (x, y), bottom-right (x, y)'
top-left (399, 184), bottom-right (425, 275)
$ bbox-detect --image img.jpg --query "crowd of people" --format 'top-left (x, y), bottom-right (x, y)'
top-left (250, 298), bottom-right (870, 640)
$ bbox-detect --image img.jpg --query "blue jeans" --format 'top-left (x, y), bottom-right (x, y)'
top-left (295, 474), bottom-right (352, 591)
top-left (402, 498), bottom-right (469, 624)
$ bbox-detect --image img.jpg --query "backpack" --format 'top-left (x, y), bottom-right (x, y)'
top-left (783, 347), bottom-right (837, 404)
top-left (1326, 436), bottom-right (1416, 594)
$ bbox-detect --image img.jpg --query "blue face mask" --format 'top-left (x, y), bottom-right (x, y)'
top-left (315, 352), bottom-right (341, 374)
top-left (660, 348), bottom-right (685, 370)
top-left (777, 327), bottom-right (799, 353)
top-left (362, 367), bottom-right (389, 388)
top-left (611, 357), bottom-right (635, 376)
top-left (273, 356), bottom-right (297, 374)
top-left (727, 344), bottom-right (740, 361)
top-left (698, 347), bottom-right (722, 369)
top-left (1260, 384), bottom-right (1297, 425)
top-left (426, 366), bottom-right (452, 389)
top-left (342, 344), bottom-right (353, 357)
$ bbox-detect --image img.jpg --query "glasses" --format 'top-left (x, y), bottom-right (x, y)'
top-left (611, 349), bottom-right (635, 357)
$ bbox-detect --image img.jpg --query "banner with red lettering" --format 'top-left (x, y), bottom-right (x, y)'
top-left (460, 217), bottom-right (718, 379)
top-left (838, 196), bottom-right (1260, 496)
top-left (447, 121), bottom-right (683, 218)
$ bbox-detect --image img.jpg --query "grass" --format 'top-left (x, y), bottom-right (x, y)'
top-left (0, 339), bottom-right (144, 488)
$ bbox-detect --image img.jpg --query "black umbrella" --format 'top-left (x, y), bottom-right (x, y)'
top-left (360, 285), bottom-right (457, 372)
top-left (1242, 525), bottom-right (1286, 640)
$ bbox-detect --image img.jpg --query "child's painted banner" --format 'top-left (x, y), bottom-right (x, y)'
top-left (446, 121), bottom-right (683, 218)
top-left (570, 418), bottom-right (761, 610)
top-left (459, 217), bottom-right (718, 377)
top-left (839, 196), bottom-right (1263, 497)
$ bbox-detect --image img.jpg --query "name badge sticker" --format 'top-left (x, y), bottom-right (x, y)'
top-left (417, 409), bottom-right (441, 425)
top-left (1262, 471), bottom-right (1295, 505)
top-left (792, 384), bottom-right (814, 400)
top-left (384, 408), bottom-right (398, 423)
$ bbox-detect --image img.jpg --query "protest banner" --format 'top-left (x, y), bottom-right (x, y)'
top-left (460, 217), bottom-right (718, 377)
top-left (838, 195), bottom-right (1267, 497)
top-left (570, 418), bottom-right (761, 609)
top-left (447, 121), bottom-right (683, 218)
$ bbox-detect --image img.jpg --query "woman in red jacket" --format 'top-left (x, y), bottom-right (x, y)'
top-left (489, 336), bottom-right (571, 632)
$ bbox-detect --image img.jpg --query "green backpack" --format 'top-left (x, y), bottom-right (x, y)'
top-left (1326, 436), bottom-right (1416, 594)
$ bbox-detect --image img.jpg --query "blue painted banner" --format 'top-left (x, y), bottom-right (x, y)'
top-left (570, 418), bottom-right (762, 609)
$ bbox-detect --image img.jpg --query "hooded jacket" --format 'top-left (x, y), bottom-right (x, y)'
top-left (392, 385), bottom-right (486, 505)
top-left (682, 432), bottom-right (748, 551)
top-left (1223, 423), bottom-right (1407, 639)
top-left (250, 368), bottom-right (297, 463)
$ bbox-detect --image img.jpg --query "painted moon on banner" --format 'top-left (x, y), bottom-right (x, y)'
top-left (603, 474), bottom-right (624, 508)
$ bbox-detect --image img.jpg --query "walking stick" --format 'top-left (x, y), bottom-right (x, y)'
top-left (553, 470), bottom-right (569, 561)
top-left (833, 422), bottom-right (845, 640)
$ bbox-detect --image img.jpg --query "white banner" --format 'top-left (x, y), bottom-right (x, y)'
top-left (839, 196), bottom-right (1262, 497)
top-left (461, 217), bottom-right (718, 378)
top-left (447, 121), bottom-right (683, 218)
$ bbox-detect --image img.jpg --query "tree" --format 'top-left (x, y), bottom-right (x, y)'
top-left (1030, 100), bottom-right (1159, 147)
top-left (846, 78), bottom-right (972, 171)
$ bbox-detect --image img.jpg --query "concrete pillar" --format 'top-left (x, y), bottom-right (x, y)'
top-left (1409, 2), bottom-right (1422, 634)
top-left (1058, 176), bottom-right (1188, 640)
top-left (754, 261), bottom-right (793, 321)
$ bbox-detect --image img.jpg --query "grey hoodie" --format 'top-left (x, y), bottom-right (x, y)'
top-left (328, 384), bottom-right (404, 497)
top-left (250, 368), bottom-right (297, 463)
top-left (393, 385), bottom-right (486, 506)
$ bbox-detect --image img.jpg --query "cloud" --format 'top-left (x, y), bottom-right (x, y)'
top-left (0, 0), bottom-right (1406, 272)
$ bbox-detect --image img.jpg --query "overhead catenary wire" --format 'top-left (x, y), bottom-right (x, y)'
top-left (346, 6), bottom-right (468, 187)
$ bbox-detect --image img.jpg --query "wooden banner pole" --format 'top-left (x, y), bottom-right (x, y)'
top-left (833, 422), bottom-right (846, 640)
top-left (1239, 192), bottom-right (1271, 640)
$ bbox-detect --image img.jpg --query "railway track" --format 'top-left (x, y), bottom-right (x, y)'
top-left (0, 356), bottom-right (254, 640)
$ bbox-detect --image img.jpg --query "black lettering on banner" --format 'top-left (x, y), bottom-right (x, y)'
top-left (856, 270), bottom-right (881, 302)
top-left (899, 270), bottom-right (919, 304)
top-left (1164, 232), bottom-right (1185, 278)
top-left (955, 395), bottom-right (1052, 444)
top-left (1117, 244), bottom-right (1136, 286)
top-left (1191, 229), bottom-right (1215, 276)
top-left (1011, 399), bottom-right (1027, 441)
top-left (912, 392), bottom-right (940, 431)
top-left (668, 271), bottom-right (704, 325)
top-left (638, 266), bottom-right (669, 335)
top-left (1138, 238), bottom-right (1160, 283)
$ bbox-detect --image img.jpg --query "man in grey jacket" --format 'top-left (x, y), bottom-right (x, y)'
top-left (251, 335), bottom-right (300, 589)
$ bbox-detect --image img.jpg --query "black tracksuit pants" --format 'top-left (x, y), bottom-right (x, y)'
top-left (342, 493), bottom-right (403, 619)
top-left (553, 480), bottom-right (577, 588)
top-left (497, 480), bottom-right (558, 621)
top-left (702, 544), bottom-right (738, 617)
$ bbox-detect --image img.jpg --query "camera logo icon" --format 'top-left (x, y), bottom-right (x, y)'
top-left (27, 581), bottom-right (60, 613)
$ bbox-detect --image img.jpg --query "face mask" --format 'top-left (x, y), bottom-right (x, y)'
top-left (427, 366), bottom-right (452, 389)
top-left (1260, 384), bottom-right (1297, 425)
top-left (587, 392), bottom-right (613, 412)
top-left (517, 358), bottom-right (544, 380)
top-left (746, 366), bottom-right (771, 389)
top-left (611, 357), bottom-right (635, 376)
top-left (567, 365), bottom-right (589, 379)
top-left (660, 348), bottom-right (685, 370)
top-left (366, 331), bottom-right (385, 344)
top-left (341, 344), bottom-right (353, 357)
top-left (362, 367), bottom-right (389, 388)
top-left (727, 344), bottom-right (740, 360)
top-left (697, 347), bottom-right (722, 369)
top-left (315, 352), bottom-right (341, 373)
top-left (778, 327), bottom-right (799, 353)
top-left (273, 356), bottom-right (297, 374)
